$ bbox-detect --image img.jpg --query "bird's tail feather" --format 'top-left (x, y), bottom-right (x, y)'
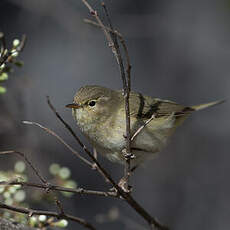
top-left (191, 100), bottom-right (225, 111)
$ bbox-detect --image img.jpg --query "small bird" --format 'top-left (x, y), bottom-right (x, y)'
top-left (66, 85), bottom-right (224, 169)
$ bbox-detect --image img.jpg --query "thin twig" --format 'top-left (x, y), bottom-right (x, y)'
top-left (22, 121), bottom-right (92, 167)
top-left (47, 98), bottom-right (119, 188)
top-left (83, 18), bottom-right (132, 100)
top-left (16, 34), bottom-right (27, 53)
top-left (0, 150), bottom-right (69, 227)
top-left (100, 0), bottom-right (132, 192)
top-left (48, 81), bottom-right (167, 230)
top-left (47, 96), bottom-right (92, 159)
top-left (0, 201), bottom-right (96, 230)
top-left (0, 34), bottom-right (27, 67)
top-left (0, 181), bottom-right (118, 198)
top-left (131, 115), bottom-right (155, 141)
top-left (0, 32), bottom-right (6, 57)
top-left (0, 151), bottom-right (46, 184)
top-left (54, 196), bottom-right (65, 216)
top-left (81, 2), bottom-right (168, 229)
top-left (47, 97), bottom-right (113, 181)
top-left (82, 0), bottom-right (132, 193)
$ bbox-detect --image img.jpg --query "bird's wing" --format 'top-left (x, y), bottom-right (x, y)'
top-left (126, 91), bottom-right (194, 119)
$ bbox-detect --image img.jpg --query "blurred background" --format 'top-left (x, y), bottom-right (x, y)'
top-left (0, 0), bottom-right (229, 229)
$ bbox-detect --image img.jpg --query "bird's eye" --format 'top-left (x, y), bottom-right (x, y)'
top-left (88, 101), bottom-right (96, 107)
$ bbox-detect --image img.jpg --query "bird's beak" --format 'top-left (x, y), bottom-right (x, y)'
top-left (65, 103), bottom-right (81, 109)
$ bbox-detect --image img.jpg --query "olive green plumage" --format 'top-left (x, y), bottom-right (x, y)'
top-left (66, 85), bottom-right (224, 168)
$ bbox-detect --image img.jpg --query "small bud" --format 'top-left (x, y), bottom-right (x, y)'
top-left (38, 215), bottom-right (47, 222)
top-left (0, 63), bottom-right (5, 69)
top-left (53, 219), bottom-right (68, 228)
top-left (0, 73), bottom-right (8, 81)
top-left (3, 191), bottom-right (11, 199)
top-left (49, 163), bottom-right (60, 175)
top-left (13, 184), bottom-right (22, 190)
top-left (3, 49), bottom-right (8, 55)
top-left (0, 86), bottom-right (6, 94)
top-left (4, 198), bottom-right (13, 205)
top-left (8, 186), bottom-right (17, 194)
top-left (61, 190), bottom-right (73, 197)
top-left (64, 180), bottom-right (77, 189)
top-left (0, 172), bottom-right (7, 181)
top-left (13, 39), bottom-right (20, 47)
top-left (0, 187), bottom-right (5, 194)
top-left (14, 190), bottom-right (26, 202)
top-left (14, 161), bottom-right (26, 173)
top-left (29, 216), bottom-right (37, 227)
top-left (59, 167), bottom-right (71, 180)
top-left (11, 51), bottom-right (18, 57)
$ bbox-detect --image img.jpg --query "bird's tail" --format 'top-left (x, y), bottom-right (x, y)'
top-left (191, 100), bottom-right (225, 111)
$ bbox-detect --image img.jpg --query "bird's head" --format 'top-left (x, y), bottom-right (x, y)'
top-left (66, 85), bottom-right (118, 125)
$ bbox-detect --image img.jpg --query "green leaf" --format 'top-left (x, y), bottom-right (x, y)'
top-left (0, 86), bottom-right (6, 94)
top-left (0, 73), bottom-right (8, 81)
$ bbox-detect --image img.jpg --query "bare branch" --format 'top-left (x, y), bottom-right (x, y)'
top-left (0, 181), bottom-right (118, 198)
top-left (83, 18), bottom-right (132, 98)
top-left (0, 150), bottom-right (46, 184)
top-left (0, 201), bottom-right (96, 230)
top-left (82, 0), bottom-right (132, 193)
top-left (81, 2), bottom-right (168, 229)
top-left (46, 96), bottom-right (93, 159)
top-left (47, 97), bottom-right (120, 186)
top-left (47, 96), bottom-right (117, 184)
top-left (22, 121), bottom-right (92, 167)
top-left (0, 32), bottom-right (6, 57)
top-left (0, 34), bottom-right (27, 68)
top-left (0, 150), bottom-right (70, 227)
top-left (131, 115), bottom-right (155, 141)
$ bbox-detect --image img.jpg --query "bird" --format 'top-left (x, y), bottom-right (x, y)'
top-left (66, 85), bottom-right (224, 170)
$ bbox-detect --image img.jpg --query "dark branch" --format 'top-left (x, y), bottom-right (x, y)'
top-left (0, 34), bottom-right (26, 68)
top-left (81, 2), bottom-right (168, 229)
top-left (0, 201), bottom-right (96, 230)
top-left (82, 0), bottom-right (132, 194)
top-left (0, 151), bottom-right (46, 184)
top-left (47, 97), bottom-right (119, 186)
top-left (0, 181), bottom-right (118, 198)
top-left (0, 151), bottom-right (76, 229)
top-left (23, 120), bottom-right (92, 167)
top-left (83, 18), bottom-right (132, 92)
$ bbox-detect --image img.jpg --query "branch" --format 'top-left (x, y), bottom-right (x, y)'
top-left (47, 98), bottom-right (121, 187)
top-left (0, 150), bottom-right (98, 229)
top-left (48, 90), bottom-right (167, 230)
top-left (0, 34), bottom-right (26, 68)
top-left (83, 18), bottom-right (131, 88)
top-left (81, 2), bottom-right (168, 229)
top-left (0, 181), bottom-right (118, 198)
top-left (0, 151), bottom-right (77, 228)
top-left (22, 120), bottom-right (92, 167)
top-left (0, 151), bottom-right (46, 184)
top-left (82, 0), bottom-right (132, 193)
top-left (0, 201), bottom-right (96, 230)
top-left (131, 115), bottom-right (155, 141)
top-left (47, 97), bottom-right (117, 184)
top-left (0, 217), bottom-right (34, 230)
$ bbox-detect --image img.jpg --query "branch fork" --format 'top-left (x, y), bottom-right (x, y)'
top-left (0, 2), bottom-right (168, 230)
